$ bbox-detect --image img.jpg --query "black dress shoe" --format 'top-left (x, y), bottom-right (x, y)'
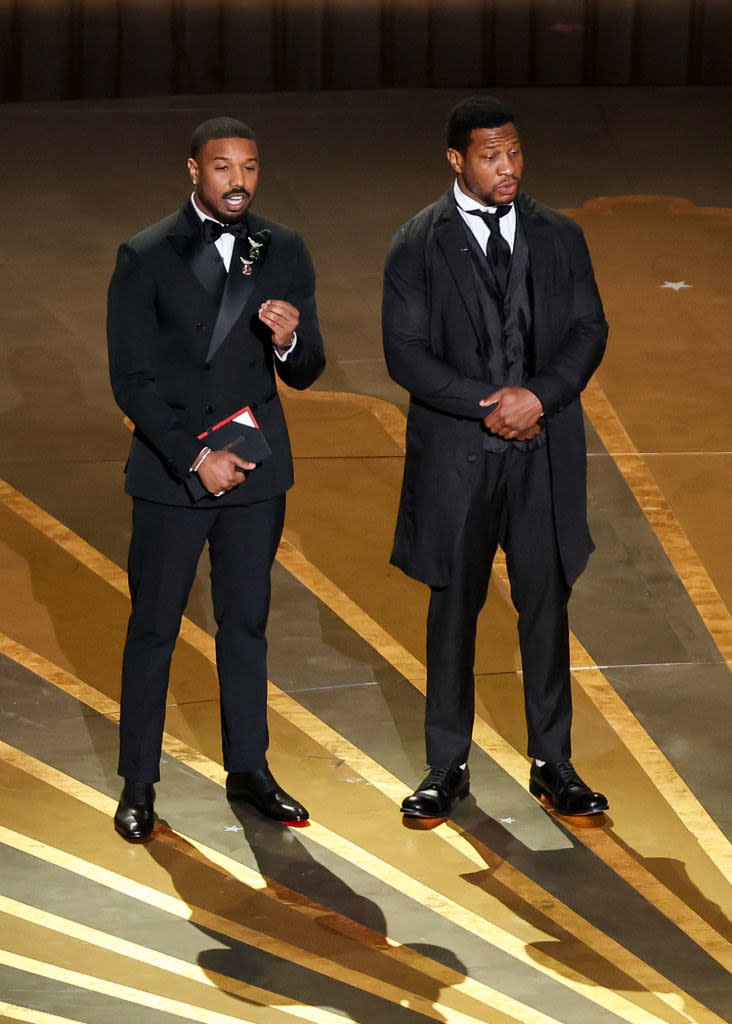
top-left (114, 780), bottom-right (155, 840)
top-left (401, 764), bottom-right (470, 818)
top-left (529, 760), bottom-right (608, 816)
top-left (226, 767), bottom-right (309, 823)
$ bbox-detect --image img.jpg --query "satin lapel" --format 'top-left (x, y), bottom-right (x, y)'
top-left (434, 206), bottom-right (484, 342)
top-left (166, 204), bottom-right (226, 302)
top-left (205, 236), bottom-right (259, 362)
top-left (190, 240), bottom-right (227, 301)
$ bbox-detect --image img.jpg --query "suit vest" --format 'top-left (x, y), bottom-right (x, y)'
top-left (462, 217), bottom-right (545, 453)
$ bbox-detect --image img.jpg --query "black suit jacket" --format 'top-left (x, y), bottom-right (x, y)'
top-left (382, 190), bottom-right (608, 588)
top-left (108, 203), bottom-right (325, 507)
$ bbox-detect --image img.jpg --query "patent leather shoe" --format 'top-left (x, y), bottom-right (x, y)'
top-left (401, 764), bottom-right (470, 818)
top-left (114, 780), bottom-right (155, 840)
top-left (529, 760), bottom-right (608, 816)
top-left (226, 767), bottom-right (309, 823)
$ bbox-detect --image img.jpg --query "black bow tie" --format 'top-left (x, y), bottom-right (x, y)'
top-left (202, 218), bottom-right (247, 244)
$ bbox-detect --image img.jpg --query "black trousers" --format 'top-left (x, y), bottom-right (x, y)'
top-left (119, 494), bottom-right (286, 782)
top-left (425, 444), bottom-right (572, 769)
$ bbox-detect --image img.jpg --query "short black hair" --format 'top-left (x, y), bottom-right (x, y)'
top-left (446, 96), bottom-right (515, 153)
top-left (190, 116), bottom-right (256, 158)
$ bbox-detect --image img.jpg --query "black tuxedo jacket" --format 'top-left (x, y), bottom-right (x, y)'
top-left (382, 189), bottom-right (608, 588)
top-left (108, 203), bottom-right (325, 507)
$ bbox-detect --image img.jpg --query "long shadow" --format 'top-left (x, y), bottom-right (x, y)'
top-left (451, 795), bottom-right (732, 1021)
top-left (147, 812), bottom-right (467, 1024)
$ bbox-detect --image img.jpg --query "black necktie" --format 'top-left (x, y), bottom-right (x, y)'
top-left (466, 204), bottom-right (512, 294)
top-left (202, 218), bottom-right (247, 244)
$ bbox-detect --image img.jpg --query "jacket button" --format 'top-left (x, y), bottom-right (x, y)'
top-left (249, 359), bottom-right (257, 367)
top-left (195, 323), bottom-right (206, 333)
top-left (203, 403), bottom-right (214, 414)
top-left (466, 453), bottom-right (478, 463)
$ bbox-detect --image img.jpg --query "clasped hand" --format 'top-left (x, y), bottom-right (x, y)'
top-left (480, 386), bottom-right (543, 441)
top-left (198, 450), bottom-right (256, 495)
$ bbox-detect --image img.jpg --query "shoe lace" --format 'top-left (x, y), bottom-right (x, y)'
top-left (423, 767), bottom-right (451, 787)
top-left (554, 760), bottom-right (583, 787)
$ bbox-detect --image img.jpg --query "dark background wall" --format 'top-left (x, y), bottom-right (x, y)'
top-left (1, 0), bottom-right (730, 102)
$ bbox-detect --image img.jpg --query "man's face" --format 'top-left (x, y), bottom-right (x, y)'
top-left (187, 136), bottom-right (260, 222)
top-left (447, 122), bottom-right (524, 207)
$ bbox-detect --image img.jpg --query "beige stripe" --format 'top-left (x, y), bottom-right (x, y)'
top-left (0, 472), bottom-right (728, 1013)
top-left (266, 689), bottom-right (727, 1021)
top-left (0, 950), bottom-right (308, 1024)
top-left (0, 826), bottom-right (518, 1024)
top-left (277, 534), bottom-right (534, 788)
top-left (582, 378), bottom-right (732, 664)
top-left (0, 768), bottom-right (564, 1024)
top-left (0, 738), bottom-right (692, 1024)
top-left (0, 1005), bottom-right (94, 1024)
top-left (285, 386), bottom-right (732, 868)
top-left (488, 558), bottom-right (732, 886)
top-left (280, 386), bottom-right (407, 451)
top-left (0, 895), bottom-right (368, 1024)
top-left (0, 481), bottom-right (130, 597)
top-left (278, 531), bottom-right (732, 896)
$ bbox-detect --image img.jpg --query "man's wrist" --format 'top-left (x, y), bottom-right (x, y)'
top-left (273, 329), bottom-right (297, 351)
top-left (191, 447), bottom-right (212, 473)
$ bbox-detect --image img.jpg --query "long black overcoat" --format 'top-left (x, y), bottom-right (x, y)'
top-left (382, 190), bottom-right (608, 588)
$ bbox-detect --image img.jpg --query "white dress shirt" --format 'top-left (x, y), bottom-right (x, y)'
top-left (189, 195), bottom-right (296, 361)
top-left (453, 179), bottom-right (516, 254)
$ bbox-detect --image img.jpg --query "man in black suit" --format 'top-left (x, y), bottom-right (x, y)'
top-left (383, 96), bottom-right (609, 818)
top-left (107, 116), bottom-right (325, 840)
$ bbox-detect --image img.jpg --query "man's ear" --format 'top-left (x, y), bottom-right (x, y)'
top-left (187, 157), bottom-right (199, 185)
top-left (446, 148), bottom-right (464, 175)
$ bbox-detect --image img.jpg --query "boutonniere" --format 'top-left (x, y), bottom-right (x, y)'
top-left (240, 229), bottom-right (271, 276)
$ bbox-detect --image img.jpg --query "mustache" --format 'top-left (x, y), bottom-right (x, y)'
top-left (223, 188), bottom-right (250, 199)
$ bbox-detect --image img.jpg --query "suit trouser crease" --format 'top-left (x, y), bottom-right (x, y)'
top-left (119, 495), bottom-right (285, 782)
top-left (425, 445), bottom-right (572, 769)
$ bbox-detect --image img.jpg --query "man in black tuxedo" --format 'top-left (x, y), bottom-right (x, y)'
top-left (107, 116), bottom-right (325, 840)
top-left (383, 96), bottom-right (609, 819)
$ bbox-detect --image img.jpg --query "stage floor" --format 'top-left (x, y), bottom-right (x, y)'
top-left (0, 87), bottom-right (730, 1024)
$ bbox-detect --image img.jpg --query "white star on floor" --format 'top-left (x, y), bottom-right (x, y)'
top-left (661, 281), bottom-right (692, 290)
top-left (224, 825), bottom-right (243, 832)
top-left (499, 816), bottom-right (517, 825)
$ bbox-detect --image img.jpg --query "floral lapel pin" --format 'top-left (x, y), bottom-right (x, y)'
top-left (240, 229), bottom-right (271, 276)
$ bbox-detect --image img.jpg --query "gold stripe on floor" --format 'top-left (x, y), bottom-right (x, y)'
top-left (0, 478), bottom-right (728, 1014)
top-left (0, 1006), bottom-right (99, 1024)
top-left (0, 751), bottom-right (569, 1024)
top-left (0, 826), bottom-right (512, 1024)
top-left (0, 950), bottom-right (326, 1024)
top-left (278, 532), bottom-right (732, 907)
top-left (277, 534), bottom-right (533, 786)
top-left (582, 377), bottom-right (732, 664)
top-left (0, 716), bottom-right (714, 1024)
top-left (0, 894), bottom-right (393, 1024)
top-left (0, 477), bottom-right (728, 1015)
